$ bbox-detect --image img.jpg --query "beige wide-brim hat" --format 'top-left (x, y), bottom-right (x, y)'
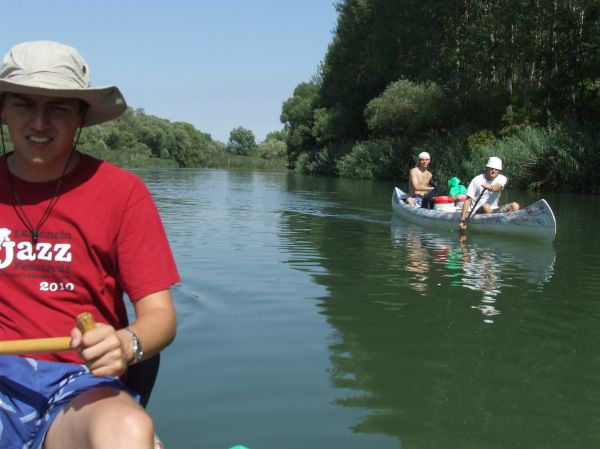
top-left (0, 40), bottom-right (127, 127)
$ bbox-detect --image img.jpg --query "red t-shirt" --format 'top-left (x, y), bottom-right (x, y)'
top-left (0, 153), bottom-right (180, 363)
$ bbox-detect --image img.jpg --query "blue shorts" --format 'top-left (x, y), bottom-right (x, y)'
top-left (0, 355), bottom-right (133, 449)
top-left (406, 195), bottom-right (423, 207)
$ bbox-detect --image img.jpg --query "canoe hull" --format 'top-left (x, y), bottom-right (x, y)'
top-left (392, 187), bottom-right (557, 241)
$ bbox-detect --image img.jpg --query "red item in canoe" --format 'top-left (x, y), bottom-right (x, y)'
top-left (433, 196), bottom-right (453, 204)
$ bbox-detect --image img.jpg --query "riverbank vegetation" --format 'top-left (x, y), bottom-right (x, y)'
top-left (76, 109), bottom-right (287, 171)
top-left (281, 0), bottom-right (600, 193)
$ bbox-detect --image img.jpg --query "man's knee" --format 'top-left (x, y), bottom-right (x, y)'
top-left (503, 202), bottom-right (520, 212)
top-left (110, 407), bottom-right (155, 446)
top-left (46, 388), bottom-right (154, 449)
top-left (87, 397), bottom-right (154, 448)
top-left (479, 204), bottom-right (493, 214)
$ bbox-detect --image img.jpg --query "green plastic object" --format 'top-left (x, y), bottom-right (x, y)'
top-left (229, 446), bottom-right (250, 449)
top-left (447, 177), bottom-right (467, 197)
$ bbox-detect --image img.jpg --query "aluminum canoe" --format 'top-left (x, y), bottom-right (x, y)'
top-left (391, 187), bottom-right (557, 241)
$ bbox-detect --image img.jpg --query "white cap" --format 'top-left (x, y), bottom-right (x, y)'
top-left (486, 156), bottom-right (503, 170)
top-left (418, 152), bottom-right (430, 160)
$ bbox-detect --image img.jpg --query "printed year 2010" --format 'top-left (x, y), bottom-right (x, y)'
top-left (40, 282), bottom-right (75, 292)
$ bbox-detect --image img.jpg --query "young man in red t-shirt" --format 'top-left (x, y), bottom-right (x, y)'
top-left (0, 41), bottom-right (179, 449)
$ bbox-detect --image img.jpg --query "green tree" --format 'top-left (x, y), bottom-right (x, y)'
top-left (280, 81), bottom-right (320, 165)
top-left (227, 126), bottom-right (257, 155)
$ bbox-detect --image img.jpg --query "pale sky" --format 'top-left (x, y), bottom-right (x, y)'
top-left (1, 1), bottom-right (339, 142)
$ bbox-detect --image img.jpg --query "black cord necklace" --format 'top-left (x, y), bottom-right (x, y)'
top-left (1, 117), bottom-right (84, 245)
top-left (0, 105), bottom-right (86, 245)
top-left (4, 150), bottom-right (76, 245)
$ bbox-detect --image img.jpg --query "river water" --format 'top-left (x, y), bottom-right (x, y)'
top-left (136, 168), bottom-right (600, 449)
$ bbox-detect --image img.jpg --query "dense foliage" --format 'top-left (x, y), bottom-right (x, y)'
top-left (0, 108), bottom-right (287, 170)
top-left (281, 0), bottom-right (600, 192)
top-left (77, 108), bottom-right (224, 168)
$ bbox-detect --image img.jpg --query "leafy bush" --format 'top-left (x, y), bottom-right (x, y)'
top-left (364, 79), bottom-right (445, 137)
top-left (464, 125), bottom-right (600, 192)
top-left (337, 138), bottom-right (410, 180)
top-left (293, 153), bottom-right (311, 174)
top-left (256, 138), bottom-right (287, 160)
top-left (294, 148), bottom-right (337, 176)
top-left (337, 142), bottom-right (377, 179)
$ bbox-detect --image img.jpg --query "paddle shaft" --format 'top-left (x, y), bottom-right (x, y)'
top-left (464, 186), bottom-right (488, 224)
top-left (0, 312), bottom-right (96, 355)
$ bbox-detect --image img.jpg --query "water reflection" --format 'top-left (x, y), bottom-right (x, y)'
top-left (391, 217), bottom-right (556, 322)
top-left (459, 237), bottom-right (502, 320)
top-left (404, 235), bottom-right (430, 292)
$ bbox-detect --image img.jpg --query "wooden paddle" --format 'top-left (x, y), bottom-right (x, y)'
top-left (0, 312), bottom-right (95, 355)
